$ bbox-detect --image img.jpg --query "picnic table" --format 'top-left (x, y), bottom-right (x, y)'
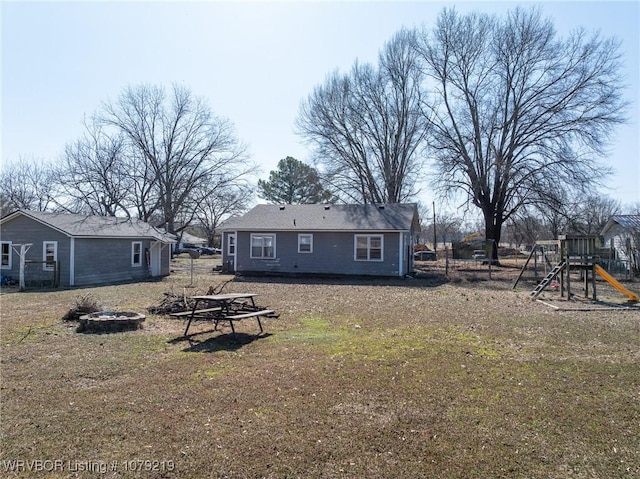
top-left (172, 293), bottom-right (277, 338)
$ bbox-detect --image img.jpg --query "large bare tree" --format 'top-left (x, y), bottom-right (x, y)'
top-left (98, 84), bottom-right (253, 233)
top-left (296, 29), bottom-right (429, 204)
top-left (0, 157), bottom-right (55, 215)
top-left (415, 7), bottom-right (627, 258)
top-left (55, 119), bottom-right (131, 216)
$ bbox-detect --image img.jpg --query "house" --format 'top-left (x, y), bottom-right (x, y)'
top-left (601, 214), bottom-right (640, 273)
top-left (176, 231), bottom-right (207, 253)
top-left (219, 203), bottom-right (420, 277)
top-left (0, 209), bottom-right (175, 288)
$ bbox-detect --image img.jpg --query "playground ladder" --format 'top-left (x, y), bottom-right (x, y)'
top-left (530, 261), bottom-right (566, 298)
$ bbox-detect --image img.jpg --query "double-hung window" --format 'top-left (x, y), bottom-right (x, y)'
top-left (43, 241), bottom-right (58, 271)
top-left (131, 241), bottom-right (143, 267)
top-left (251, 234), bottom-right (275, 259)
top-left (298, 234), bottom-right (313, 253)
top-left (354, 234), bottom-right (383, 261)
top-left (1, 242), bottom-right (11, 269)
top-left (228, 234), bottom-right (236, 255)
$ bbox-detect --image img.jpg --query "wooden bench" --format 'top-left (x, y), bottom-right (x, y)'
top-left (170, 307), bottom-right (222, 318)
top-left (225, 309), bottom-right (276, 320)
top-left (215, 309), bottom-right (276, 339)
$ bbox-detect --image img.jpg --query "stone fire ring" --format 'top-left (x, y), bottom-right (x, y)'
top-left (78, 311), bottom-right (145, 333)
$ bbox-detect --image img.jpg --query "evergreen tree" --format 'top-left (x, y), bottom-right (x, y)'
top-left (258, 157), bottom-right (336, 204)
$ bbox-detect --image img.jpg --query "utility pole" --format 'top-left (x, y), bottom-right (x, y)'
top-left (432, 201), bottom-right (437, 252)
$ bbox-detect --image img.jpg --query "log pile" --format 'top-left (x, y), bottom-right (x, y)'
top-left (147, 291), bottom-right (193, 315)
top-left (147, 280), bottom-right (233, 316)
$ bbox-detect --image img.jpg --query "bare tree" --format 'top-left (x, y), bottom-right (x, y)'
top-left (505, 212), bottom-right (547, 249)
top-left (297, 29), bottom-right (429, 204)
top-left (567, 195), bottom-right (621, 235)
top-left (419, 211), bottom-right (464, 246)
top-left (55, 119), bottom-right (131, 216)
top-left (0, 157), bottom-right (55, 215)
top-left (624, 203), bottom-right (640, 215)
top-left (193, 182), bottom-right (253, 247)
top-left (98, 84), bottom-right (253, 233)
top-left (415, 7), bottom-right (628, 259)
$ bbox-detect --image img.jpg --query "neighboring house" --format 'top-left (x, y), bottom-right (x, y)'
top-left (219, 203), bottom-right (420, 277)
top-left (601, 214), bottom-right (640, 273)
top-left (0, 209), bottom-right (175, 288)
top-left (176, 232), bottom-right (207, 252)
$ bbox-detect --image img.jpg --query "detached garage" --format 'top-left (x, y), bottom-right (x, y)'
top-left (0, 210), bottom-right (175, 288)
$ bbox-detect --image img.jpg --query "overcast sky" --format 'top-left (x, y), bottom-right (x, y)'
top-left (2, 0), bottom-right (638, 214)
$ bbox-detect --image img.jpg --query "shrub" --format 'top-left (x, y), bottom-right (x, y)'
top-left (62, 294), bottom-right (101, 321)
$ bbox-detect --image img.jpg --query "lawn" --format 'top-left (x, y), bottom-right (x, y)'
top-left (1, 257), bottom-right (639, 478)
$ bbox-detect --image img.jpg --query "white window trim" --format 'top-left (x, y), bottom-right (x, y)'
top-left (354, 234), bottom-right (384, 262)
top-left (43, 241), bottom-right (58, 271)
top-left (298, 234), bottom-right (313, 254)
top-left (250, 233), bottom-right (276, 259)
top-left (131, 241), bottom-right (143, 267)
top-left (1, 241), bottom-right (12, 269)
top-left (228, 234), bottom-right (236, 256)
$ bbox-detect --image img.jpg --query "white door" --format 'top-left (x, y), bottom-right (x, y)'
top-left (150, 242), bottom-right (162, 276)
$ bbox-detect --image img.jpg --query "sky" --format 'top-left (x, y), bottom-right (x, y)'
top-left (1, 0), bottom-right (639, 216)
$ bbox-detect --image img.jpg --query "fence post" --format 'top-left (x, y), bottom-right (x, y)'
top-left (445, 246), bottom-right (449, 276)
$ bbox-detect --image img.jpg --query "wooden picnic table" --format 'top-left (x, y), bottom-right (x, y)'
top-left (173, 293), bottom-right (276, 338)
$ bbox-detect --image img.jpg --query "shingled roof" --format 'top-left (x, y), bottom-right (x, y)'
top-left (220, 203), bottom-right (420, 232)
top-left (1, 209), bottom-right (176, 243)
top-left (601, 214), bottom-right (640, 236)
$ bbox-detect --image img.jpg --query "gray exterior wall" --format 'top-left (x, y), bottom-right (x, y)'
top-left (1, 215), bottom-right (171, 288)
top-left (1, 214), bottom-right (71, 286)
top-left (223, 230), bottom-right (412, 277)
top-left (73, 238), bottom-right (162, 287)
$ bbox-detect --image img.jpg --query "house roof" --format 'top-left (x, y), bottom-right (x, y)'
top-left (180, 232), bottom-right (207, 245)
top-left (601, 215), bottom-right (640, 237)
top-left (219, 203), bottom-right (420, 232)
top-left (0, 209), bottom-right (176, 243)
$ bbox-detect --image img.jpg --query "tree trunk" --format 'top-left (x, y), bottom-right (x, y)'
top-left (482, 206), bottom-right (502, 263)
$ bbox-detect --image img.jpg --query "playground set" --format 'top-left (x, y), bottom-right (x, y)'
top-left (513, 234), bottom-right (639, 303)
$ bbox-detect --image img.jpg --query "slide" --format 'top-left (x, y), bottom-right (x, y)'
top-left (594, 264), bottom-right (639, 302)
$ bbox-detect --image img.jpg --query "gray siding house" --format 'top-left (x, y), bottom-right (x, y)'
top-left (601, 215), bottom-right (640, 273)
top-left (0, 210), bottom-right (175, 288)
top-left (219, 203), bottom-right (420, 277)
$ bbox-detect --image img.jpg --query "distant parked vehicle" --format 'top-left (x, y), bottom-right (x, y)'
top-left (472, 250), bottom-right (486, 259)
top-left (197, 247), bottom-right (222, 255)
top-left (176, 247), bottom-right (199, 255)
top-left (414, 250), bottom-right (437, 261)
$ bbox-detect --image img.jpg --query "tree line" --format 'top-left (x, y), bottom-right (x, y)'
top-left (1, 7), bottom-right (632, 253)
top-left (1, 84), bottom-right (255, 244)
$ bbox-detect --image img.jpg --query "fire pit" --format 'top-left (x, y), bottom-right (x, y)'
top-left (78, 311), bottom-right (145, 333)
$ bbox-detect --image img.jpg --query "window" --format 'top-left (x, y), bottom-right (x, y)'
top-left (1, 242), bottom-right (11, 269)
top-left (228, 234), bottom-right (236, 255)
top-left (354, 234), bottom-right (383, 261)
top-left (298, 234), bottom-right (313, 253)
top-left (251, 234), bottom-right (276, 259)
top-left (131, 241), bottom-right (142, 267)
top-left (43, 241), bottom-right (58, 271)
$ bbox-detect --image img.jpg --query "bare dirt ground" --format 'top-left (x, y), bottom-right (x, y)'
top-left (1, 255), bottom-right (638, 478)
